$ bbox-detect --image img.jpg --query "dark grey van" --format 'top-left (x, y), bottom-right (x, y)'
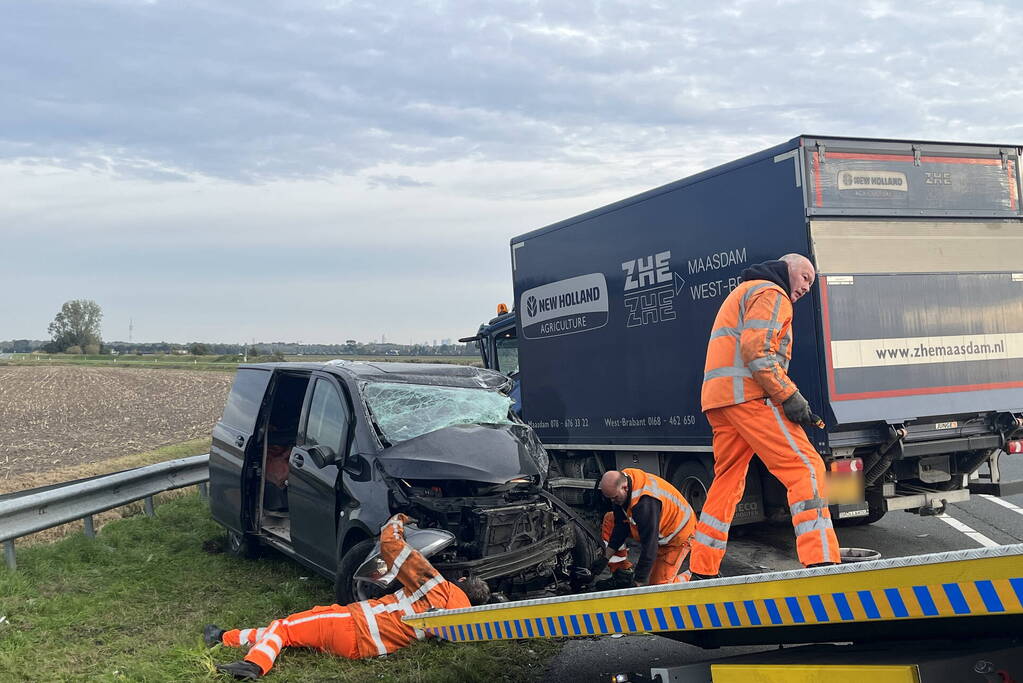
top-left (209, 360), bottom-right (575, 602)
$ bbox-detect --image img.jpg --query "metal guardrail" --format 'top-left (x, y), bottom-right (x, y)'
top-left (0, 454), bottom-right (210, 570)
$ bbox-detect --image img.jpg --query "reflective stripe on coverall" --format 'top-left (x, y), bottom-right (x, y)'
top-left (221, 514), bottom-right (470, 675)
top-left (691, 279), bottom-right (839, 575)
top-left (615, 468), bottom-right (696, 584)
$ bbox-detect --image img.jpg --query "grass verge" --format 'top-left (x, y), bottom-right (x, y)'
top-left (0, 493), bottom-right (561, 682)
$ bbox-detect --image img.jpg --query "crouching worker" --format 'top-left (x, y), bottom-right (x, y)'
top-left (592, 469), bottom-right (696, 588)
top-left (205, 513), bottom-right (490, 680)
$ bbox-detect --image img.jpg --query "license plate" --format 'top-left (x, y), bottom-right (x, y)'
top-left (827, 472), bottom-right (865, 505)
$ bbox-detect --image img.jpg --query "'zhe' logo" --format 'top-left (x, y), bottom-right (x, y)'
top-left (520, 273), bottom-right (609, 340)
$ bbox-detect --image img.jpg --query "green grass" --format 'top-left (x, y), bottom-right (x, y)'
top-left (0, 494), bottom-right (560, 681)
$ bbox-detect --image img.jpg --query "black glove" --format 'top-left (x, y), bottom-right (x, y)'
top-left (782, 391), bottom-right (814, 426)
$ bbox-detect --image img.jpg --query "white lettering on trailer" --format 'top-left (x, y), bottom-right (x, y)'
top-left (690, 277), bottom-right (741, 301)
top-left (623, 251), bottom-right (672, 291)
top-left (687, 247), bottom-right (747, 275)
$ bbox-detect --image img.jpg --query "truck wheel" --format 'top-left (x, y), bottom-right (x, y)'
top-left (334, 538), bottom-right (388, 604)
top-left (226, 529), bottom-right (261, 559)
top-left (671, 461), bottom-right (712, 516)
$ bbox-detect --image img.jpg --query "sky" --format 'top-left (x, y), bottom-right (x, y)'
top-left (2, 0), bottom-right (1021, 345)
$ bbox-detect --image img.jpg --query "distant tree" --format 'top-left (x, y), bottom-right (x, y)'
top-left (84, 343), bottom-right (100, 355)
top-left (48, 300), bottom-right (102, 352)
top-left (65, 345), bottom-right (83, 354)
top-left (189, 342), bottom-right (208, 356)
top-left (270, 350), bottom-right (286, 362)
top-left (247, 346), bottom-right (258, 357)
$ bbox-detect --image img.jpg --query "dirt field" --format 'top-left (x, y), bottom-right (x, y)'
top-left (0, 365), bottom-right (232, 485)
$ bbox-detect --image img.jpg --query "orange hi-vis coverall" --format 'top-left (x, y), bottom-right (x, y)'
top-left (691, 277), bottom-right (840, 576)
top-left (605, 468), bottom-right (696, 585)
top-left (221, 514), bottom-right (469, 675)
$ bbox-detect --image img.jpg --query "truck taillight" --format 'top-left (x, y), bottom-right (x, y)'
top-left (830, 457), bottom-right (863, 473)
top-left (1007, 440), bottom-right (1023, 454)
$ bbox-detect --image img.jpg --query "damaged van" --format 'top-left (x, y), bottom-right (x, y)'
top-left (209, 360), bottom-right (576, 602)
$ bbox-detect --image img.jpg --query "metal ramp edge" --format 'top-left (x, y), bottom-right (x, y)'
top-left (405, 544), bottom-right (1023, 647)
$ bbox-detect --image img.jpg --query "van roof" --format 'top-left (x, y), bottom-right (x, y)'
top-left (239, 360), bottom-right (509, 390)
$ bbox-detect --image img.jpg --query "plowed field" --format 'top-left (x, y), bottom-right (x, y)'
top-left (0, 365), bottom-right (232, 484)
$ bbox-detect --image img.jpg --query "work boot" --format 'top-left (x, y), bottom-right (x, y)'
top-left (595, 568), bottom-right (636, 590)
top-left (215, 660), bottom-right (262, 680)
top-left (688, 571), bottom-right (720, 581)
top-left (204, 624), bottom-right (225, 648)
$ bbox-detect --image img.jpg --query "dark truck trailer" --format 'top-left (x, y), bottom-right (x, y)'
top-left (468, 135), bottom-right (1023, 528)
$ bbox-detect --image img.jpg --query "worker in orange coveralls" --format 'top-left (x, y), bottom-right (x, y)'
top-left (591, 468), bottom-right (696, 588)
top-left (204, 514), bottom-right (491, 679)
top-left (689, 254), bottom-right (840, 581)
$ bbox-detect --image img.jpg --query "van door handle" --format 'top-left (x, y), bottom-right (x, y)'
top-left (235, 436), bottom-right (245, 448)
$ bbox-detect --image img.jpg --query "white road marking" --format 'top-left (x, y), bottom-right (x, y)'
top-left (935, 513), bottom-right (1001, 548)
top-left (979, 494), bottom-right (1023, 517)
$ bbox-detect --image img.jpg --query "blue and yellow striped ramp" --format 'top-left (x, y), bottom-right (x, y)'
top-left (405, 544), bottom-right (1023, 647)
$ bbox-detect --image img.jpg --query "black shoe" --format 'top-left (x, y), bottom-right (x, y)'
top-left (204, 624), bottom-right (225, 648)
top-left (595, 569), bottom-right (636, 591)
top-left (806, 562), bottom-right (839, 568)
top-left (688, 572), bottom-right (720, 581)
top-left (216, 660), bottom-right (262, 680)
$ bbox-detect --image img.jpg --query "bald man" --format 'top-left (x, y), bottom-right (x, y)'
top-left (593, 468), bottom-right (696, 587)
top-left (690, 254), bottom-right (840, 580)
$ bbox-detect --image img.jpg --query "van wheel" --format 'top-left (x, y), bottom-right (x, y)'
top-left (335, 538), bottom-right (391, 604)
top-left (670, 461), bottom-right (712, 516)
top-left (570, 524), bottom-right (602, 569)
top-left (226, 529), bottom-right (261, 559)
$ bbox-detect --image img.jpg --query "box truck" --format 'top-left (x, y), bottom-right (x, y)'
top-left (464, 135), bottom-right (1023, 528)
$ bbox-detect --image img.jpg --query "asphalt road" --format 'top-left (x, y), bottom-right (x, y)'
top-left (542, 454), bottom-right (1023, 682)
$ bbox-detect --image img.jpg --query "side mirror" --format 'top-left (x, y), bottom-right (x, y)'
top-left (306, 444), bottom-right (337, 468)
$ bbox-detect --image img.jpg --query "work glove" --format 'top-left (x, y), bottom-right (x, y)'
top-left (781, 391), bottom-right (814, 427)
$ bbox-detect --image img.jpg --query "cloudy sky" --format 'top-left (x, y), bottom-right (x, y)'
top-left (3, 0), bottom-right (1020, 344)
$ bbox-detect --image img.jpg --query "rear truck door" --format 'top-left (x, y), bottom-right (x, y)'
top-left (288, 372), bottom-right (352, 574)
top-left (803, 138), bottom-right (1023, 428)
top-left (210, 367), bottom-right (273, 533)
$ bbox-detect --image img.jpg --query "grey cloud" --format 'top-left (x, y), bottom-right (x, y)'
top-left (366, 174), bottom-right (433, 189)
top-left (3, 1), bottom-right (1021, 183)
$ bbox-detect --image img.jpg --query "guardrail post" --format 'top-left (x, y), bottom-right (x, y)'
top-left (143, 496), bottom-right (155, 517)
top-left (83, 515), bottom-right (96, 538)
top-left (3, 540), bottom-right (15, 570)
top-left (197, 482), bottom-right (208, 501)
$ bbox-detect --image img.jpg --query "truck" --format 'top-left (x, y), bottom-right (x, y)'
top-left (463, 134), bottom-right (1023, 530)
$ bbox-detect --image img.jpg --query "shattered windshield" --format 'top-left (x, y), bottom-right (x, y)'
top-left (362, 382), bottom-right (516, 444)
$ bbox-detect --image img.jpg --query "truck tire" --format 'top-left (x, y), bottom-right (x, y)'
top-left (670, 461), bottom-right (712, 517)
top-left (334, 538), bottom-right (389, 604)
top-left (226, 528), bottom-right (261, 559)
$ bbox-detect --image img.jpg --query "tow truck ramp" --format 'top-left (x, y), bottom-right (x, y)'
top-left (405, 544), bottom-right (1023, 681)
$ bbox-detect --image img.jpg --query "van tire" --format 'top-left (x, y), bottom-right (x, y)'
top-left (226, 529), bottom-right (261, 559)
top-left (570, 524), bottom-right (602, 569)
top-left (334, 538), bottom-right (379, 604)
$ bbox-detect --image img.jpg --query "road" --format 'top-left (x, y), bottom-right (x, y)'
top-left (542, 454), bottom-right (1023, 681)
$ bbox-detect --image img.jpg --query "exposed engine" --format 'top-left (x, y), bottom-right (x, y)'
top-left (389, 478), bottom-right (575, 595)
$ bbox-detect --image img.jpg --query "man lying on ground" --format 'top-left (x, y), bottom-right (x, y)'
top-left (204, 513), bottom-right (490, 679)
